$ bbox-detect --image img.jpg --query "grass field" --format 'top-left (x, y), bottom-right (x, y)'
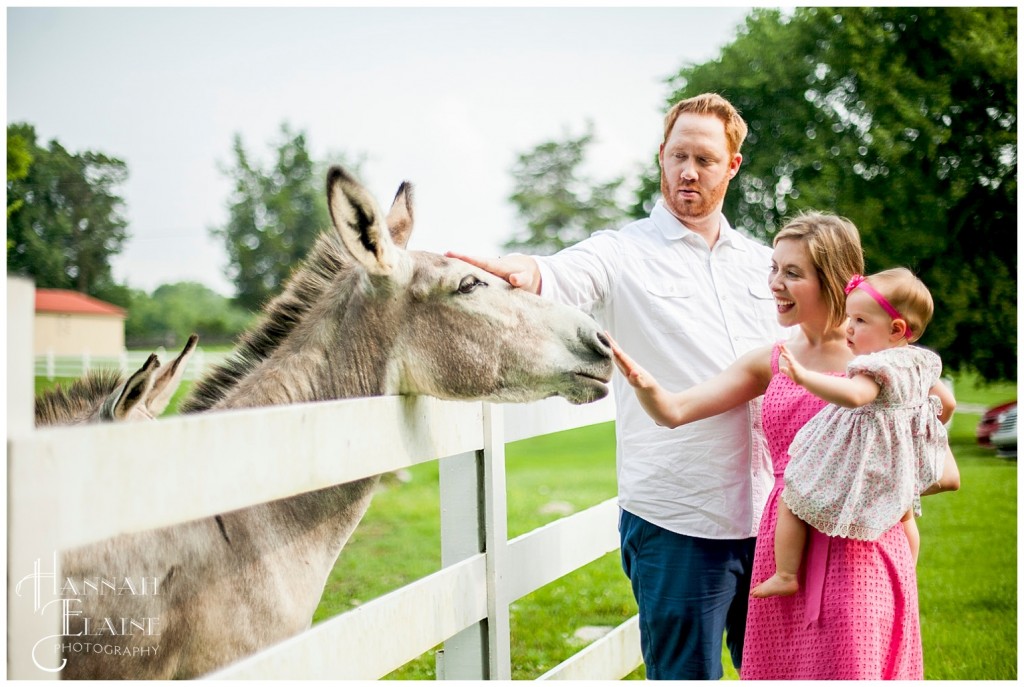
top-left (313, 372), bottom-right (1017, 680)
top-left (33, 372), bottom-right (1016, 679)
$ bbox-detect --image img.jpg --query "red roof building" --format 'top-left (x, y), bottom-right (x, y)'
top-left (35, 289), bottom-right (127, 318)
top-left (34, 289), bottom-right (126, 357)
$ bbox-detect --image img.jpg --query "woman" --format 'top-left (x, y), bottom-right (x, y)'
top-left (611, 211), bottom-right (956, 678)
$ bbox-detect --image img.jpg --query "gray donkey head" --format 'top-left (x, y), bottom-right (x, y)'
top-left (184, 166), bottom-right (612, 411)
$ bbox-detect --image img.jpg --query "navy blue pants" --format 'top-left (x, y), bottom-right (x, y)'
top-left (619, 509), bottom-right (756, 680)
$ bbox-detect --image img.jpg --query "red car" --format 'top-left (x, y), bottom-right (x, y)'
top-left (977, 400), bottom-right (1017, 447)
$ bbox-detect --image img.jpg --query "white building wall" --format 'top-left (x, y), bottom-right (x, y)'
top-left (33, 312), bottom-right (125, 356)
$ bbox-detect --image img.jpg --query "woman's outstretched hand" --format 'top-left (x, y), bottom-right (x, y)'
top-left (608, 331), bottom-right (689, 429)
top-left (607, 332), bottom-right (654, 390)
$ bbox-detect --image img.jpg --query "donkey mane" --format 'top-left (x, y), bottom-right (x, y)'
top-left (180, 232), bottom-right (350, 413)
top-left (35, 371), bottom-right (124, 427)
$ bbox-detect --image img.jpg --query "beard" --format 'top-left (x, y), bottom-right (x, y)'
top-left (661, 172), bottom-right (731, 224)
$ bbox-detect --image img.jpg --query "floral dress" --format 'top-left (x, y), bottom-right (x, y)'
top-left (782, 346), bottom-right (947, 540)
top-left (741, 343), bottom-right (923, 679)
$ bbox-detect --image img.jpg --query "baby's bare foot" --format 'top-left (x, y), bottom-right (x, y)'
top-left (751, 572), bottom-right (799, 598)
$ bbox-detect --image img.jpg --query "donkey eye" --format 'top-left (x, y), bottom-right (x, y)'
top-left (457, 275), bottom-right (487, 294)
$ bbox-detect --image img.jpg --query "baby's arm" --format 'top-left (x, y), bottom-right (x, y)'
top-left (929, 379), bottom-right (957, 424)
top-left (609, 334), bottom-right (770, 429)
top-left (922, 443), bottom-right (961, 495)
top-left (779, 344), bottom-right (881, 408)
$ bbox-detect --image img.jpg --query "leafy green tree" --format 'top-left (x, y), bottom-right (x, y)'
top-left (125, 281), bottom-right (254, 348)
top-left (7, 123), bottom-right (130, 296)
top-left (506, 125), bottom-right (631, 255)
top-left (91, 280), bottom-right (135, 311)
top-left (7, 128), bottom-right (32, 220)
top-left (212, 124), bottom-right (359, 311)
top-left (638, 7), bottom-right (1016, 381)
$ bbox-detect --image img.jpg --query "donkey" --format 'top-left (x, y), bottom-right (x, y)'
top-left (35, 334), bottom-right (198, 426)
top-left (59, 166), bottom-right (612, 679)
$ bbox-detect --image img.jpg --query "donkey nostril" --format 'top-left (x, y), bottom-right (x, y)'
top-left (596, 331), bottom-right (611, 350)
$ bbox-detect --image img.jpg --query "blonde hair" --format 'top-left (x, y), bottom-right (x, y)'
top-left (663, 93), bottom-right (748, 157)
top-left (773, 211), bottom-right (865, 331)
top-left (864, 268), bottom-right (934, 342)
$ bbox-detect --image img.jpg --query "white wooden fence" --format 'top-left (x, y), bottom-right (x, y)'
top-left (34, 348), bottom-right (230, 381)
top-left (7, 277), bottom-right (643, 680)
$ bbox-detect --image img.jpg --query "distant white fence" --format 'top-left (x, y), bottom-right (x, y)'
top-left (33, 348), bottom-right (231, 381)
top-left (7, 277), bottom-right (642, 680)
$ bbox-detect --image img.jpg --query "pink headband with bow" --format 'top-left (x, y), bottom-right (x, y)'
top-left (845, 275), bottom-right (912, 339)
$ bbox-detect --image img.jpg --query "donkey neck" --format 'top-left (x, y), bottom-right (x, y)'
top-left (256, 477), bottom-right (381, 581)
top-left (217, 291), bottom-right (405, 408)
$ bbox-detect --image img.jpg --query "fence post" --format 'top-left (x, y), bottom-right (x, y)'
top-left (7, 277), bottom-right (34, 465)
top-left (436, 403), bottom-right (512, 680)
top-left (437, 448), bottom-right (486, 679)
top-left (7, 276), bottom-right (62, 679)
top-left (190, 347), bottom-right (202, 381)
top-left (481, 403), bottom-right (512, 679)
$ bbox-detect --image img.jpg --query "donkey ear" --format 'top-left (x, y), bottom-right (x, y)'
top-left (385, 181), bottom-right (414, 249)
top-left (106, 354), bottom-right (160, 421)
top-left (326, 166), bottom-right (401, 275)
top-left (145, 333), bottom-right (198, 417)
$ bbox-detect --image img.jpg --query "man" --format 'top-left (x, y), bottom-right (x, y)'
top-left (449, 93), bottom-right (785, 679)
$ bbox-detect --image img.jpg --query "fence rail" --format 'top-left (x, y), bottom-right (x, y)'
top-left (7, 277), bottom-right (642, 680)
top-left (34, 348), bottom-right (231, 382)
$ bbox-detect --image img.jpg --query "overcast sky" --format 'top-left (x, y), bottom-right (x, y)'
top-left (8, 6), bottom-right (751, 296)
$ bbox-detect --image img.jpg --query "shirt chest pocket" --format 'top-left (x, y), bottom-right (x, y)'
top-left (642, 277), bottom-right (698, 333)
top-left (745, 283), bottom-right (779, 327)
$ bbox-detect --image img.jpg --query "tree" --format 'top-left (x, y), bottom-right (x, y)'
top-left (7, 128), bottom-right (32, 220)
top-left (7, 123), bottom-right (130, 296)
top-left (505, 125), bottom-right (631, 255)
top-left (212, 124), bottom-right (357, 311)
top-left (638, 7), bottom-right (1016, 381)
top-left (125, 281), bottom-right (254, 348)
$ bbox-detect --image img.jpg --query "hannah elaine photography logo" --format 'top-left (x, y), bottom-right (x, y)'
top-left (15, 553), bottom-right (163, 672)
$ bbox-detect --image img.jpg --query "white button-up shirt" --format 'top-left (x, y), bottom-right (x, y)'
top-left (536, 200), bottom-right (787, 539)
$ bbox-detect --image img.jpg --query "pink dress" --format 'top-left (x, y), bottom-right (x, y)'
top-left (740, 344), bottom-right (923, 680)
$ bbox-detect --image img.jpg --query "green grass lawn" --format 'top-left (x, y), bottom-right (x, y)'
top-left (915, 410), bottom-right (1017, 679)
top-left (33, 372), bottom-right (1016, 679)
top-left (314, 375), bottom-right (1018, 680)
